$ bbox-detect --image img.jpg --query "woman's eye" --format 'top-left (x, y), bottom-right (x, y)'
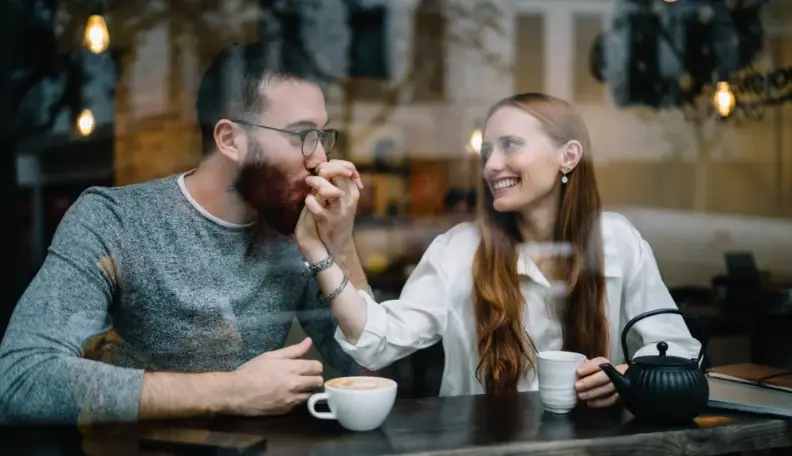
top-left (502, 138), bottom-right (519, 150)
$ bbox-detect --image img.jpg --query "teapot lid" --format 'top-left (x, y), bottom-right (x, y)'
top-left (633, 341), bottom-right (697, 368)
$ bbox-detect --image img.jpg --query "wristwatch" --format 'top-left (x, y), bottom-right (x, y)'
top-left (304, 254), bottom-right (334, 276)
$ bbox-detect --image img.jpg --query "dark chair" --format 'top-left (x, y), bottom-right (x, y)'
top-left (682, 314), bottom-right (712, 372)
top-left (410, 341), bottom-right (445, 397)
top-left (386, 342), bottom-right (444, 399)
top-left (750, 312), bottom-right (792, 368)
top-left (669, 286), bottom-right (713, 370)
top-left (669, 286), bottom-right (714, 307)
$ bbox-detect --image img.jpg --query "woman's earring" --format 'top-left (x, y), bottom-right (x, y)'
top-left (561, 168), bottom-right (570, 184)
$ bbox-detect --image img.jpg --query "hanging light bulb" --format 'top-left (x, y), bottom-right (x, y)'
top-left (84, 10), bottom-right (110, 54)
top-left (712, 81), bottom-right (736, 118)
top-left (468, 128), bottom-right (482, 154)
top-left (77, 109), bottom-right (95, 136)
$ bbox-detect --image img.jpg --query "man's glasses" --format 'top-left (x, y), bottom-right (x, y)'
top-left (233, 119), bottom-right (338, 157)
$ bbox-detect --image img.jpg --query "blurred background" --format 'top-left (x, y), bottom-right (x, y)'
top-left (1, 0), bottom-right (791, 393)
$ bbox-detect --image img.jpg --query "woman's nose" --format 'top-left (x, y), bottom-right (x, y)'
top-left (483, 149), bottom-right (504, 175)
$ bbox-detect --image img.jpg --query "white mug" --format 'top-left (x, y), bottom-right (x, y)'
top-left (307, 376), bottom-right (397, 432)
top-left (537, 350), bottom-right (586, 414)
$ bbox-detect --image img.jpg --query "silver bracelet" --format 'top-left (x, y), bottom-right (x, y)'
top-left (318, 275), bottom-right (349, 304)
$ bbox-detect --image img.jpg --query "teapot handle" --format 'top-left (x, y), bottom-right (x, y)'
top-left (621, 308), bottom-right (707, 369)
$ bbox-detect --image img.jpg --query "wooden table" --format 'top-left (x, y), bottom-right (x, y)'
top-left (3, 392), bottom-right (791, 456)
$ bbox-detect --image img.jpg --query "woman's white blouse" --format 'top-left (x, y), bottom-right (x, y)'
top-left (334, 212), bottom-right (701, 397)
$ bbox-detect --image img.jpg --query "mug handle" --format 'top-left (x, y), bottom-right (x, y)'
top-left (307, 392), bottom-right (336, 420)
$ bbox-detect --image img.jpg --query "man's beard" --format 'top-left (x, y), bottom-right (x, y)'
top-left (232, 140), bottom-right (311, 250)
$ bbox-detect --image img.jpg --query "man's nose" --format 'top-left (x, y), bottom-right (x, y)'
top-left (305, 145), bottom-right (328, 171)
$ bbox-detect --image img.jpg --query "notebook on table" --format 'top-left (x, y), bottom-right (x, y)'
top-left (708, 363), bottom-right (792, 393)
top-left (707, 364), bottom-right (792, 418)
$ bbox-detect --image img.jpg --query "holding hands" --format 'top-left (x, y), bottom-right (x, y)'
top-left (295, 160), bottom-right (363, 261)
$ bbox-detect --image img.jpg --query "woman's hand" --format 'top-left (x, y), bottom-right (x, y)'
top-left (575, 357), bottom-right (627, 408)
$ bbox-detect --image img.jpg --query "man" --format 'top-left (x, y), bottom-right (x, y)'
top-left (0, 41), bottom-right (369, 424)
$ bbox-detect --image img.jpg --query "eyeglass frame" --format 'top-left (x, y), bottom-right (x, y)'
top-left (231, 119), bottom-right (338, 157)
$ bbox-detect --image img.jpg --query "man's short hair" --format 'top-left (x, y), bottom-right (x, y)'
top-left (195, 41), bottom-right (319, 157)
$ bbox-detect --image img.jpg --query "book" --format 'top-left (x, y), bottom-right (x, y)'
top-left (708, 377), bottom-right (792, 418)
top-left (707, 363), bottom-right (792, 393)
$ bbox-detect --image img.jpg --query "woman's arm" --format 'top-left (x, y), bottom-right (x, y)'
top-left (621, 229), bottom-right (702, 362)
top-left (302, 234), bottom-right (452, 371)
top-left (302, 245), bottom-right (370, 345)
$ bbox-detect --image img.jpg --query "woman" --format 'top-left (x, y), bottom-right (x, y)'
top-left (296, 93), bottom-right (700, 407)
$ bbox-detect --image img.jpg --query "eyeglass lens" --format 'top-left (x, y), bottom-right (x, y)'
top-left (303, 130), bottom-right (336, 156)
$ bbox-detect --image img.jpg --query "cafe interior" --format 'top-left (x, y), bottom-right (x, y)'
top-left (1, 0), bottom-right (792, 454)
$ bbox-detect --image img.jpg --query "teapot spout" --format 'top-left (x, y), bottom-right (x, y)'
top-left (599, 363), bottom-right (630, 396)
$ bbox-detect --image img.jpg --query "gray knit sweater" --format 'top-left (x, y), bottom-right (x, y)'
top-left (0, 173), bottom-right (360, 424)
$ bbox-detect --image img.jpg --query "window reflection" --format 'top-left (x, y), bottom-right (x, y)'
top-left (1, 0), bottom-right (792, 420)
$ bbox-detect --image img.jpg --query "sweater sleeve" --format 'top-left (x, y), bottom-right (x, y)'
top-left (0, 190), bottom-right (144, 424)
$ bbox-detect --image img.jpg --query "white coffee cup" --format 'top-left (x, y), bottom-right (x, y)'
top-left (307, 376), bottom-right (397, 432)
top-left (537, 350), bottom-right (586, 414)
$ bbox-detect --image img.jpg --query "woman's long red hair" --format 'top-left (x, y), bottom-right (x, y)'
top-left (472, 93), bottom-right (608, 394)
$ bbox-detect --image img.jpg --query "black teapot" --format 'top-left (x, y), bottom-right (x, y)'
top-left (599, 308), bottom-right (709, 424)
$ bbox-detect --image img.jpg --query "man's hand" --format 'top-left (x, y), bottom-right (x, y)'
top-left (222, 337), bottom-right (324, 416)
top-left (295, 186), bottom-right (338, 262)
top-left (295, 204), bottom-right (326, 262)
top-left (305, 160), bottom-right (362, 255)
top-left (575, 357), bottom-right (627, 408)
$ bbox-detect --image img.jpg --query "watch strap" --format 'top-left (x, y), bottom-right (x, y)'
top-left (304, 254), bottom-right (333, 275)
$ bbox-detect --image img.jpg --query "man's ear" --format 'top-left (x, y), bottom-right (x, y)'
top-left (214, 119), bottom-right (246, 163)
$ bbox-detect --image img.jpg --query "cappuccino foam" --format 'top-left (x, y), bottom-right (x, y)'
top-left (326, 376), bottom-right (392, 391)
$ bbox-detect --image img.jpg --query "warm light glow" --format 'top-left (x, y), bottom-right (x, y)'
top-left (77, 109), bottom-right (95, 136)
top-left (468, 128), bottom-right (482, 154)
top-left (84, 14), bottom-right (110, 54)
top-left (664, 0), bottom-right (677, 3)
top-left (713, 81), bottom-right (736, 117)
top-left (365, 253), bottom-right (390, 274)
